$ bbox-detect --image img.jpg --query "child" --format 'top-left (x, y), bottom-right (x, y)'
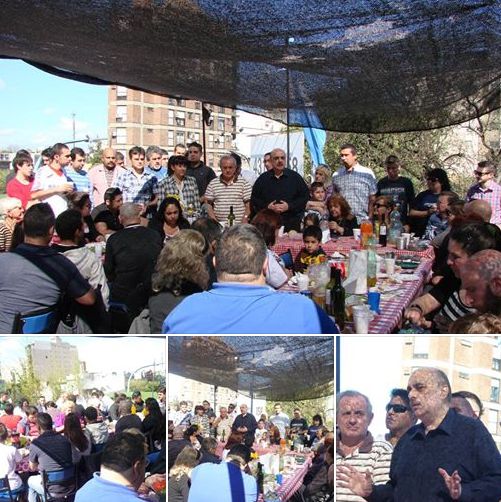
top-left (302, 212), bottom-right (320, 229)
top-left (304, 182), bottom-right (329, 228)
top-left (294, 225), bottom-right (327, 272)
top-left (424, 191), bottom-right (459, 240)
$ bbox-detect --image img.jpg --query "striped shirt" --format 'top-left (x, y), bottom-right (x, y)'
top-left (336, 433), bottom-right (392, 502)
top-left (0, 224), bottom-right (13, 252)
top-left (64, 167), bottom-right (91, 195)
top-left (155, 175), bottom-right (201, 217)
top-left (433, 290), bottom-right (476, 333)
top-left (205, 176), bottom-right (252, 223)
top-left (115, 169), bottom-right (158, 204)
top-left (466, 180), bottom-right (501, 225)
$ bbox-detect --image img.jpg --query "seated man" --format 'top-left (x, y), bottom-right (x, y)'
top-left (75, 431), bottom-right (148, 502)
top-left (28, 413), bottom-right (76, 502)
top-left (115, 400), bottom-right (142, 435)
top-left (163, 224), bottom-right (338, 333)
top-left (0, 403), bottom-right (22, 432)
top-left (92, 187), bottom-right (124, 237)
top-left (0, 203), bottom-right (95, 333)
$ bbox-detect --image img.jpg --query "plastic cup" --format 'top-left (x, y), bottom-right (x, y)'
top-left (353, 228), bottom-right (361, 241)
top-left (297, 275), bottom-right (309, 291)
top-left (367, 290), bottom-right (381, 313)
top-left (385, 257), bottom-right (396, 276)
top-left (276, 473), bottom-right (283, 485)
top-left (353, 310), bottom-right (373, 334)
top-left (401, 233), bottom-right (411, 248)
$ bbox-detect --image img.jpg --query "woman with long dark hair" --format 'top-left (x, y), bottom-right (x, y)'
top-left (63, 412), bottom-right (91, 458)
top-left (149, 196), bottom-right (190, 244)
top-left (142, 398), bottom-right (164, 450)
top-left (67, 191), bottom-right (102, 242)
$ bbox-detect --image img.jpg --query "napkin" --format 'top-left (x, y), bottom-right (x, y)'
top-left (343, 250), bottom-right (368, 294)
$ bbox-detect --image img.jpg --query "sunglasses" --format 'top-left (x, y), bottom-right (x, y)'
top-left (474, 171), bottom-right (492, 177)
top-left (386, 403), bottom-right (408, 413)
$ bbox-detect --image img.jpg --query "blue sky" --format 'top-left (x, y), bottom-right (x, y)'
top-left (0, 59), bottom-right (107, 152)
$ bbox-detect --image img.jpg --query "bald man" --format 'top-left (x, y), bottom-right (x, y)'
top-left (464, 199), bottom-right (492, 223)
top-left (250, 148), bottom-right (309, 231)
top-left (460, 249), bottom-right (501, 315)
top-left (337, 367), bottom-right (501, 501)
top-left (88, 147), bottom-right (127, 206)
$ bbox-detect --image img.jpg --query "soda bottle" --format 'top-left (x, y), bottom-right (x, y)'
top-left (360, 219), bottom-right (373, 248)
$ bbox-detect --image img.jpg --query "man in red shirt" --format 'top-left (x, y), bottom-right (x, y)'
top-left (0, 403), bottom-right (22, 432)
top-left (6, 151), bottom-right (35, 209)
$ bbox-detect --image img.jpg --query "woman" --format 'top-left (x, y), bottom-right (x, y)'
top-left (142, 398), bottom-right (164, 449)
top-left (67, 191), bottom-right (102, 242)
top-left (168, 446), bottom-right (201, 502)
top-left (404, 221), bottom-right (501, 332)
top-left (372, 195), bottom-right (394, 228)
top-left (327, 194), bottom-right (358, 237)
top-left (148, 196), bottom-right (190, 243)
top-left (409, 167), bottom-right (451, 237)
top-left (63, 412), bottom-right (92, 459)
top-left (0, 424), bottom-right (23, 492)
top-left (0, 197), bottom-right (24, 252)
top-left (251, 209), bottom-right (290, 289)
top-left (307, 414), bottom-right (323, 447)
top-left (54, 400), bottom-right (78, 430)
top-left (148, 230), bottom-right (209, 333)
top-left (222, 431), bottom-right (244, 459)
top-left (313, 164), bottom-right (332, 190)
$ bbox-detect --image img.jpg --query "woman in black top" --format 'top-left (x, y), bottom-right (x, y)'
top-left (67, 191), bottom-right (102, 243)
top-left (327, 194), bottom-right (358, 237)
top-left (148, 196), bottom-right (190, 244)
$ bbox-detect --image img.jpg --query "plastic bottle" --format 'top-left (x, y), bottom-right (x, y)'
top-left (388, 204), bottom-right (403, 246)
top-left (367, 235), bottom-right (377, 288)
top-left (360, 219), bottom-right (373, 248)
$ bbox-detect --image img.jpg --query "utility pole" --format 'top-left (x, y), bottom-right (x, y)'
top-left (72, 113), bottom-right (76, 144)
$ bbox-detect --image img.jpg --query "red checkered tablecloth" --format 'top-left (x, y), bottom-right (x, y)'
top-left (273, 236), bottom-right (435, 260)
top-left (258, 456), bottom-right (313, 502)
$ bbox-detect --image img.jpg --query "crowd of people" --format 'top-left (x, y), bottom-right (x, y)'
top-left (336, 367), bottom-right (501, 501)
top-left (0, 141), bottom-right (500, 333)
top-left (0, 386), bottom-right (166, 501)
top-left (168, 399), bottom-right (333, 501)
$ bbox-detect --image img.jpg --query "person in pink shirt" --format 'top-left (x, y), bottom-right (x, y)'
top-left (6, 151), bottom-right (35, 208)
top-left (88, 147), bottom-right (127, 207)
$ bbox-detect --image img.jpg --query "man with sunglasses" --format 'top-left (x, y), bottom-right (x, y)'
top-left (466, 160), bottom-right (501, 227)
top-left (384, 389), bottom-right (416, 447)
top-left (31, 142), bottom-right (75, 216)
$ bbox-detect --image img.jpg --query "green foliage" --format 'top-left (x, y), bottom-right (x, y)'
top-left (128, 378), bottom-right (165, 396)
top-left (265, 397), bottom-right (333, 429)
top-left (0, 169), bottom-right (8, 194)
top-left (9, 349), bottom-right (42, 403)
top-left (87, 141), bottom-right (104, 167)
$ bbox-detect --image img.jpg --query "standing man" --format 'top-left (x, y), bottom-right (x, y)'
top-left (263, 152), bottom-right (273, 172)
top-left (232, 404), bottom-right (258, 447)
top-left (269, 403), bottom-right (290, 439)
top-left (336, 390), bottom-right (392, 502)
top-left (186, 141), bottom-right (216, 201)
top-left (205, 155), bottom-right (252, 224)
top-left (66, 147), bottom-right (91, 197)
top-left (31, 142), bottom-right (75, 217)
top-left (116, 146), bottom-right (158, 209)
top-left (384, 388), bottom-right (416, 447)
top-left (466, 160), bottom-right (501, 227)
top-left (337, 368), bottom-right (501, 501)
top-left (173, 143), bottom-right (187, 157)
top-left (251, 148), bottom-right (309, 231)
top-left (6, 151), bottom-right (35, 209)
top-left (173, 401), bottom-right (192, 428)
top-left (88, 147), bottom-right (126, 207)
top-left (145, 146), bottom-right (168, 181)
top-left (212, 407), bottom-right (233, 440)
top-left (377, 155), bottom-right (415, 225)
top-left (289, 408), bottom-right (308, 438)
top-left (329, 144), bottom-right (377, 222)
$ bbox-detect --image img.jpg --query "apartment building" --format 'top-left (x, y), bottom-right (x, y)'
top-left (400, 336), bottom-right (501, 449)
top-left (108, 85), bottom-right (237, 169)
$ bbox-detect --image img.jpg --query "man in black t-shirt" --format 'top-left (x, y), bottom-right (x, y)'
top-left (289, 408), bottom-right (308, 438)
top-left (376, 155), bottom-right (415, 224)
top-left (92, 187), bottom-right (124, 236)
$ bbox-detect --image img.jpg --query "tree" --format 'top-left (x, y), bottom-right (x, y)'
top-left (10, 348), bottom-right (42, 403)
top-left (266, 396), bottom-right (333, 429)
top-left (87, 140), bottom-right (104, 167)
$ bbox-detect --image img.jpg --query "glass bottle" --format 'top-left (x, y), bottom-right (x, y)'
top-left (330, 267), bottom-right (345, 330)
top-left (360, 219), bottom-right (373, 249)
top-left (227, 205), bottom-right (236, 227)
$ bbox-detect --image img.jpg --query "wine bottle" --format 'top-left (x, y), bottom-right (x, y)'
top-left (257, 462), bottom-right (264, 494)
top-left (379, 222), bottom-right (387, 247)
top-left (227, 205), bottom-right (236, 227)
top-left (330, 268), bottom-right (345, 330)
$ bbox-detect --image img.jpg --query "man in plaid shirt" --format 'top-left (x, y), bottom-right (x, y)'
top-left (466, 160), bottom-right (501, 227)
top-left (115, 146), bottom-right (158, 209)
top-left (154, 155), bottom-right (201, 219)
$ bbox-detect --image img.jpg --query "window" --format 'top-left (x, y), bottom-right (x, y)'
top-left (115, 105), bottom-right (127, 122)
top-left (208, 134), bottom-right (214, 149)
top-left (194, 132), bottom-right (200, 142)
top-left (219, 106), bottom-right (225, 113)
top-left (487, 409), bottom-right (498, 434)
top-left (178, 98), bottom-right (186, 106)
top-left (194, 114), bottom-right (201, 126)
top-left (218, 117), bottom-right (225, 131)
top-left (459, 372), bottom-right (470, 380)
top-left (176, 131), bottom-right (185, 145)
top-left (490, 378), bottom-right (500, 402)
top-left (168, 131), bottom-right (174, 146)
top-left (176, 116), bottom-right (185, 127)
top-left (116, 86), bottom-right (127, 99)
top-left (493, 358), bottom-right (501, 371)
top-left (195, 101), bottom-right (202, 109)
top-left (168, 98), bottom-right (176, 105)
top-left (413, 337), bottom-right (430, 359)
top-left (168, 110), bottom-right (174, 126)
top-left (116, 128), bottom-right (127, 145)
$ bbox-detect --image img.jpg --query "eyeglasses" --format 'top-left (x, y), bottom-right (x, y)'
top-left (474, 170), bottom-right (492, 177)
top-left (374, 203), bottom-right (387, 208)
top-left (385, 403), bottom-right (408, 413)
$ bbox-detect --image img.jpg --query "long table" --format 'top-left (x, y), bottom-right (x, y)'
top-left (274, 236), bottom-right (434, 334)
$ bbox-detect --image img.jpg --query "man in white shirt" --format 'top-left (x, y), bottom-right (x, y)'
top-left (269, 403), bottom-right (290, 439)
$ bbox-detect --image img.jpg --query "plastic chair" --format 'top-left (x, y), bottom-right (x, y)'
top-left (11, 305), bottom-right (60, 334)
top-left (42, 466), bottom-right (77, 502)
top-left (0, 476), bottom-right (24, 502)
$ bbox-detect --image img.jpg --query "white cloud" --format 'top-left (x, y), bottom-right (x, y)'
top-left (42, 107), bottom-right (56, 116)
top-left (0, 78), bottom-right (6, 90)
top-left (59, 116), bottom-right (89, 132)
top-left (0, 128), bottom-right (16, 137)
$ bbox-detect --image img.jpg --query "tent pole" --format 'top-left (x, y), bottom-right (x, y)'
top-left (202, 102), bottom-right (207, 165)
top-left (336, 337), bottom-right (340, 394)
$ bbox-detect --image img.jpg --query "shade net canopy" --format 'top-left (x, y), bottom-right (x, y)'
top-left (168, 336), bottom-right (334, 402)
top-left (2, 1), bottom-right (501, 133)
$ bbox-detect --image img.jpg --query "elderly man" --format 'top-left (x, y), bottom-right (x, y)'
top-left (212, 407), bottom-right (233, 441)
top-left (88, 147), bottom-right (126, 207)
top-left (466, 160), bottom-right (501, 226)
top-left (145, 145), bottom-right (168, 181)
top-left (251, 147), bottom-right (309, 231)
top-left (384, 388), bottom-right (416, 447)
top-left (336, 391), bottom-right (392, 502)
top-left (162, 224), bottom-right (338, 333)
top-left (337, 368), bottom-right (501, 501)
top-left (232, 404), bottom-right (257, 447)
top-left (205, 155), bottom-right (252, 224)
top-left (460, 249), bottom-right (501, 315)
